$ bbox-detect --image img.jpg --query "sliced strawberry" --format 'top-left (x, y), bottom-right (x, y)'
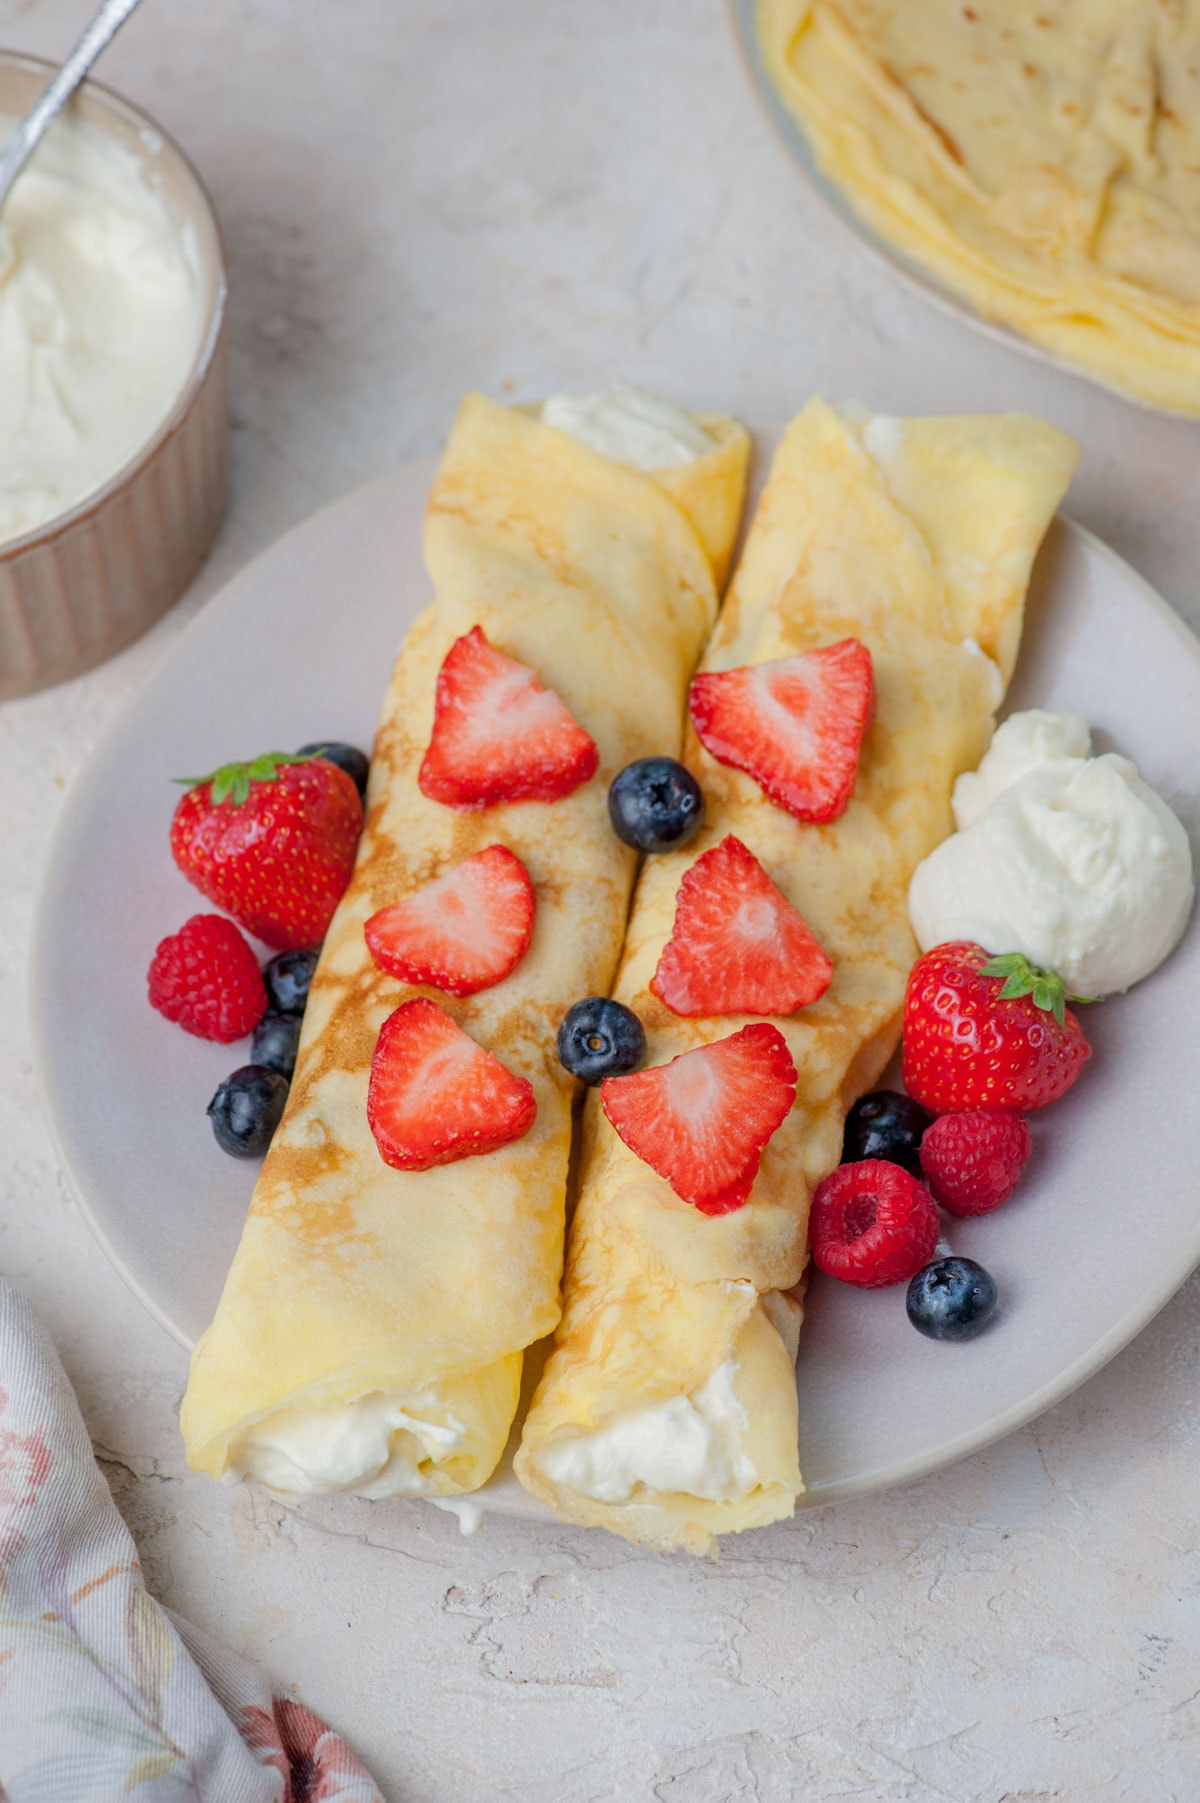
top-left (600, 1023), bottom-right (797, 1214)
top-left (365, 845), bottom-right (535, 997)
top-left (688, 638), bottom-right (873, 824)
top-left (367, 997), bottom-right (536, 1170)
top-left (650, 835), bottom-right (832, 1017)
top-left (419, 626), bottom-right (598, 808)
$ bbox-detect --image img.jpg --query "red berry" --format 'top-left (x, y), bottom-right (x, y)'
top-left (650, 834), bottom-right (832, 1017)
top-left (147, 914), bottom-right (267, 1043)
top-left (365, 844), bottom-right (536, 997)
top-left (367, 997), bottom-right (537, 1171)
top-left (809, 1160), bottom-right (940, 1288)
top-left (600, 1023), bottom-right (797, 1214)
top-left (919, 1108), bottom-right (1032, 1216)
top-left (418, 626), bottom-right (598, 808)
top-left (171, 751), bottom-right (363, 952)
top-left (902, 942), bottom-right (1090, 1113)
top-left (689, 638), bottom-right (873, 824)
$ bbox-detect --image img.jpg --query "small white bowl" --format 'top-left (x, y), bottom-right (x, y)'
top-left (0, 51), bottom-right (229, 700)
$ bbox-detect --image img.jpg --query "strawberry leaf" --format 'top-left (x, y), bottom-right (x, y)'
top-left (981, 951), bottom-right (1069, 1025)
top-left (1033, 980), bottom-right (1065, 1026)
top-left (996, 971), bottom-right (1037, 1002)
top-left (172, 752), bottom-right (314, 806)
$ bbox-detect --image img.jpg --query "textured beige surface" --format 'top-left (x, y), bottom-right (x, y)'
top-left (182, 394), bottom-right (747, 1490)
top-left (6, 1), bottom-right (1200, 1797)
top-left (755, 0), bottom-right (1200, 414)
top-left (517, 400), bottom-right (1076, 1551)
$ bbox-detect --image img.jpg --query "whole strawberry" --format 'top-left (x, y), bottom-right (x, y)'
top-left (171, 752), bottom-right (363, 952)
top-left (902, 942), bottom-right (1090, 1113)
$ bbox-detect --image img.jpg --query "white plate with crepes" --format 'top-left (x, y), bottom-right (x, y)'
top-left (31, 424), bottom-right (1200, 1517)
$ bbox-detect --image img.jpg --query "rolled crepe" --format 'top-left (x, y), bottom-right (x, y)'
top-left (180, 391), bottom-right (750, 1499)
top-left (516, 397), bottom-right (1078, 1552)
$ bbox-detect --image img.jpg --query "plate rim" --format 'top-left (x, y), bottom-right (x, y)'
top-left (29, 449), bottom-right (1200, 1516)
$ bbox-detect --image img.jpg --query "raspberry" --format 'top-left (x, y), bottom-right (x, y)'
top-left (919, 1108), bottom-right (1032, 1217)
top-left (809, 1160), bottom-right (939, 1288)
top-left (148, 914), bottom-right (267, 1043)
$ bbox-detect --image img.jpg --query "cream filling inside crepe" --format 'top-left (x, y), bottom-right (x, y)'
top-left (531, 1286), bottom-right (803, 1507)
top-left (541, 384), bottom-right (714, 470)
top-left (230, 1389), bottom-right (466, 1499)
top-left (536, 1359), bottom-right (757, 1505)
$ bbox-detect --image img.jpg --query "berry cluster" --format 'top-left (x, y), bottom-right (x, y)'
top-left (809, 941), bottom-right (1092, 1341)
top-left (148, 741), bottom-right (368, 1158)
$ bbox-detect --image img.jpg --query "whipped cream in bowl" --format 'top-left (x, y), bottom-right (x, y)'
top-left (0, 51), bottom-right (227, 698)
top-left (910, 710), bottom-right (1195, 996)
top-left (0, 106), bottom-right (205, 547)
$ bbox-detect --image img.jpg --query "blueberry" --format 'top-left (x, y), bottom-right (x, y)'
top-left (251, 1010), bottom-right (303, 1077)
top-left (207, 1065), bottom-right (289, 1157)
top-left (263, 949), bottom-right (319, 1015)
top-left (608, 757), bottom-right (704, 853)
top-left (557, 997), bottom-right (646, 1085)
top-left (297, 740), bottom-right (370, 797)
top-left (906, 1257), bottom-right (998, 1342)
top-left (842, 1090), bottom-right (932, 1174)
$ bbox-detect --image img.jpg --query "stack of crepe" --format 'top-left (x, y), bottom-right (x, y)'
top-left (180, 392), bottom-right (750, 1500)
top-left (754, 0), bottom-right (1200, 415)
top-left (515, 397), bottom-right (1077, 1552)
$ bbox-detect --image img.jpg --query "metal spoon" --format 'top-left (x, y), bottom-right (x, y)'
top-left (0, 0), bottom-right (146, 222)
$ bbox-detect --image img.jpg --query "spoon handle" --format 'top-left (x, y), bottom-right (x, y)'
top-left (0, 0), bottom-right (146, 214)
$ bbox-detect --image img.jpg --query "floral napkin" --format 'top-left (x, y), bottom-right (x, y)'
top-left (0, 1280), bottom-right (384, 1802)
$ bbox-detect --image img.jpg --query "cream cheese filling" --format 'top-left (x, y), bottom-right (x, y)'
top-left (540, 382), bottom-right (713, 470)
top-left (228, 1387), bottom-right (467, 1499)
top-left (533, 1361), bottom-right (760, 1505)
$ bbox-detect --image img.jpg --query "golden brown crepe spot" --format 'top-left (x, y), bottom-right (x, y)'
top-left (881, 60), bottom-right (965, 163)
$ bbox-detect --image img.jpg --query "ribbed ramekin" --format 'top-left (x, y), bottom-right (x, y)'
top-left (0, 52), bottom-right (229, 701)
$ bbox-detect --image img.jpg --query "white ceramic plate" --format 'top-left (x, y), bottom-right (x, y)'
top-left (727, 0), bottom-right (1178, 419)
top-left (31, 429), bottom-right (1200, 1518)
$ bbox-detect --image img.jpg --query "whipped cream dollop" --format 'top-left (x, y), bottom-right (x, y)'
top-left (909, 710), bottom-right (1194, 996)
top-left (952, 709), bottom-right (1091, 829)
top-left (229, 1389), bottom-right (466, 1499)
top-left (0, 109), bottom-right (203, 546)
top-left (534, 1361), bottom-right (758, 1505)
top-left (540, 383), bottom-right (713, 471)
